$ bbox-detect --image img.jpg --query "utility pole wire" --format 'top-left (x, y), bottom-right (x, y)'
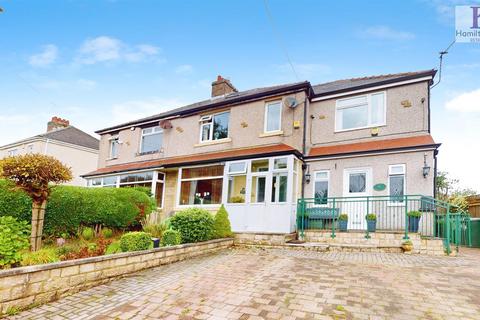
top-left (263, 0), bottom-right (299, 81)
top-left (431, 39), bottom-right (456, 89)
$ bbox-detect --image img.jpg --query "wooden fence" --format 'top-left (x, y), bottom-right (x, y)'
top-left (467, 195), bottom-right (480, 218)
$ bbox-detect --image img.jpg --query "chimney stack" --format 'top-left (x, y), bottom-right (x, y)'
top-left (47, 116), bottom-right (70, 132)
top-left (211, 75), bottom-right (238, 97)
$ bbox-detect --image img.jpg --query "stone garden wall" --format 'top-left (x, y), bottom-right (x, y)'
top-left (0, 238), bottom-right (233, 315)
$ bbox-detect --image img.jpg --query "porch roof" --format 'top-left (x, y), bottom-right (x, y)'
top-left (82, 143), bottom-right (299, 177)
top-left (307, 135), bottom-right (440, 158)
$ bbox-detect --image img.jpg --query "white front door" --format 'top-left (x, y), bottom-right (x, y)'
top-left (343, 167), bottom-right (372, 230)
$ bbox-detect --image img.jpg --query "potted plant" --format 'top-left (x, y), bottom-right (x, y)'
top-left (365, 214), bottom-right (377, 232)
top-left (402, 240), bottom-right (413, 253)
top-left (407, 211), bottom-right (422, 233)
top-left (338, 214), bottom-right (348, 232)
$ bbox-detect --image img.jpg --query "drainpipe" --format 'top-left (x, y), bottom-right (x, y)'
top-left (44, 139), bottom-right (50, 154)
top-left (301, 98), bottom-right (308, 200)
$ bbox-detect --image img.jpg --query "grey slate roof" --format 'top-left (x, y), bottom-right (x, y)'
top-left (312, 69), bottom-right (436, 97)
top-left (96, 69), bottom-right (436, 134)
top-left (37, 126), bottom-right (99, 150)
top-left (96, 81), bottom-right (310, 133)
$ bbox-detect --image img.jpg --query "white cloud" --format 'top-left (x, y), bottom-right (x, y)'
top-left (277, 63), bottom-right (331, 80)
top-left (360, 26), bottom-right (415, 41)
top-left (110, 98), bottom-right (185, 124)
top-left (76, 79), bottom-right (97, 89)
top-left (445, 88), bottom-right (480, 113)
top-left (76, 36), bottom-right (161, 65)
top-left (29, 44), bottom-right (58, 67)
top-left (175, 64), bottom-right (193, 74)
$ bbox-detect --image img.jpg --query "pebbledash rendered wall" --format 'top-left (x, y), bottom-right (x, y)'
top-left (0, 238), bottom-right (233, 315)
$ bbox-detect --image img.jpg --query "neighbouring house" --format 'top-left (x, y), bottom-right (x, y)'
top-left (0, 117), bottom-right (99, 186)
top-left (83, 70), bottom-right (439, 234)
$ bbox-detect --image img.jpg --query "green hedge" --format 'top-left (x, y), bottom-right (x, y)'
top-left (0, 180), bottom-right (155, 236)
top-left (212, 205), bottom-right (232, 239)
top-left (170, 208), bottom-right (214, 243)
top-left (120, 232), bottom-right (152, 252)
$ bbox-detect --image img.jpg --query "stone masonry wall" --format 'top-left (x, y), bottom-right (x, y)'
top-left (0, 239), bottom-right (233, 315)
top-left (234, 232), bottom-right (297, 246)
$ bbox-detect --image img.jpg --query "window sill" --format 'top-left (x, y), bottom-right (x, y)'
top-left (136, 150), bottom-right (160, 157)
top-left (334, 124), bottom-right (386, 133)
top-left (194, 138), bottom-right (232, 147)
top-left (106, 157), bottom-right (118, 161)
top-left (259, 130), bottom-right (284, 138)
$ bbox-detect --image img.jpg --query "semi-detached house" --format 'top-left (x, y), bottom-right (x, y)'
top-left (83, 70), bottom-right (439, 234)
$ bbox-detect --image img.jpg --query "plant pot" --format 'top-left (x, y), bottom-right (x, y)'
top-left (408, 216), bottom-right (420, 233)
top-left (152, 237), bottom-right (160, 248)
top-left (402, 243), bottom-right (413, 252)
top-left (366, 220), bottom-right (376, 232)
top-left (338, 220), bottom-right (348, 232)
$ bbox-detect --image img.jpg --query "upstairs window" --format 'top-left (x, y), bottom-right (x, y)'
top-left (335, 92), bottom-right (385, 131)
top-left (7, 149), bottom-right (18, 156)
top-left (200, 112), bottom-right (229, 142)
top-left (109, 135), bottom-right (119, 159)
top-left (264, 101), bottom-right (282, 132)
top-left (140, 126), bottom-right (162, 154)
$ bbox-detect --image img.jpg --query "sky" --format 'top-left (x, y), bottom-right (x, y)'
top-left (0, 0), bottom-right (479, 192)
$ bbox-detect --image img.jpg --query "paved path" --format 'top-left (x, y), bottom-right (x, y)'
top-left (9, 248), bottom-right (480, 320)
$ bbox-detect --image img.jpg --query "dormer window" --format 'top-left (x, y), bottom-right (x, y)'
top-left (140, 126), bottom-right (163, 154)
top-left (199, 111), bottom-right (229, 142)
top-left (335, 92), bottom-right (386, 131)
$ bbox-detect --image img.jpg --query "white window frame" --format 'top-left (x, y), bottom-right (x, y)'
top-left (335, 91), bottom-right (386, 132)
top-left (271, 157), bottom-right (289, 204)
top-left (7, 149), bottom-right (18, 156)
top-left (264, 101), bottom-right (282, 133)
top-left (312, 170), bottom-right (330, 206)
top-left (26, 144), bottom-right (34, 153)
top-left (176, 164), bottom-right (225, 208)
top-left (109, 135), bottom-right (119, 159)
top-left (228, 161), bottom-right (247, 174)
top-left (140, 126), bottom-right (163, 154)
top-left (388, 164), bottom-right (406, 206)
top-left (199, 111), bottom-right (230, 143)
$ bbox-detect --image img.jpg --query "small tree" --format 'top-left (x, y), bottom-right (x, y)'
top-left (0, 154), bottom-right (72, 251)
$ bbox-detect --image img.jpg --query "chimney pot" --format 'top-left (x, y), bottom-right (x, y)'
top-left (47, 116), bottom-right (70, 132)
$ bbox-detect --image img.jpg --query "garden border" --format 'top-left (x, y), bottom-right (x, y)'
top-left (0, 238), bottom-right (234, 315)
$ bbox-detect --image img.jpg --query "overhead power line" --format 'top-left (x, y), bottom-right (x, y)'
top-left (263, 0), bottom-right (299, 81)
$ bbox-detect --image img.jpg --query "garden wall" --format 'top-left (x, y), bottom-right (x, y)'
top-left (0, 238), bottom-right (233, 314)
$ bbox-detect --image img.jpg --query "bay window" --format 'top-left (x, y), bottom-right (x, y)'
top-left (227, 162), bottom-right (247, 203)
top-left (140, 126), bottom-right (163, 153)
top-left (200, 112), bottom-right (229, 142)
top-left (389, 164), bottom-right (406, 203)
top-left (250, 159), bottom-right (269, 203)
top-left (271, 157), bottom-right (288, 203)
top-left (179, 165), bottom-right (223, 205)
top-left (335, 92), bottom-right (385, 131)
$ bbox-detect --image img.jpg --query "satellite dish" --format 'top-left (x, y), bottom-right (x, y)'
top-left (284, 97), bottom-right (298, 109)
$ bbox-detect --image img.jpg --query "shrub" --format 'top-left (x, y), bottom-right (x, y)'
top-left (170, 208), bottom-right (214, 243)
top-left (21, 248), bottom-right (59, 266)
top-left (0, 216), bottom-right (30, 268)
top-left (0, 183), bottom-right (155, 237)
top-left (407, 211), bottom-right (422, 218)
top-left (143, 223), bottom-right (167, 239)
top-left (212, 205), bottom-right (232, 238)
top-left (81, 227), bottom-right (95, 240)
top-left (365, 213), bottom-right (377, 221)
top-left (161, 230), bottom-right (181, 246)
top-left (101, 227), bottom-right (114, 238)
top-left (105, 241), bottom-right (122, 255)
top-left (338, 214), bottom-right (348, 221)
top-left (120, 232), bottom-right (152, 252)
top-left (55, 245), bottom-right (77, 257)
top-left (449, 195), bottom-right (469, 213)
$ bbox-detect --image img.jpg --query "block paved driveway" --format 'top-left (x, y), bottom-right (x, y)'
top-left (10, 247), bottom-right (480, 320)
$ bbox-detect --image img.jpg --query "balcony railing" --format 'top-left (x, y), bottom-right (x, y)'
top-left (297, 195), bottom-right (471, 254)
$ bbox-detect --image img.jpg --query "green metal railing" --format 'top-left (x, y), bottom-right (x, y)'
top-left (297, 195), bottom-right (471, 254)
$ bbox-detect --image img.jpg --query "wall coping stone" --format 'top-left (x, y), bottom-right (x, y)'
top-left (0, 238), bottom-right (233, 278)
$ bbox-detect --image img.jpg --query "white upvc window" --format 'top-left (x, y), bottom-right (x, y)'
top-left (140, 126), bottom-right (163, 153)
top-left (227, 161), bottom-right (248, 204)
top-left (7, 149), bottom-right (18, 156)
top-left (271, 157), bottom-right (288, 203)
top-left (177, 165), bottom-right (224, 206)
top-left (388, 164), bottom-right (406, 204)
top-left (109, 135), bottom-right (119, 159)
top-left (313, 170), bottom-right (329, 205)
top-left (199, 111), bottom-right (230, 142)
top-left (264, 101), bottom-right (282, 133)
top-left (335, 91), bottom-right (386, 131)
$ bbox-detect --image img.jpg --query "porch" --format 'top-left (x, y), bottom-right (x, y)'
top-left (297, 195), bottom-right (472, 254)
